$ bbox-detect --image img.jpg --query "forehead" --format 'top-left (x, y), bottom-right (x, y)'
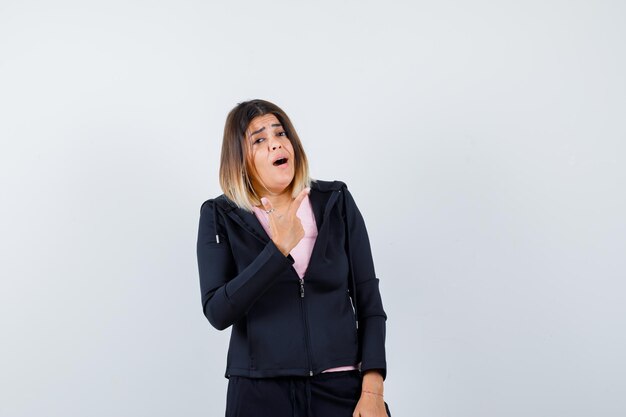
top-left (246, 114), bottom-right (280, 132)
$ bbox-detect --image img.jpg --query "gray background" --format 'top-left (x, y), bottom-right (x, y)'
top-left (1, 0), bottom-right (625, 416)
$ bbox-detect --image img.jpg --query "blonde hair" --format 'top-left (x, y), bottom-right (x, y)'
top-left (219, 99), bottom-right (312, 212)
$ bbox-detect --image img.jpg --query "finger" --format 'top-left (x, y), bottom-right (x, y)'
top-left (288, 187), bottom-right (310, 215)
top-left (260, 197), bottom-right (274, 213)
top-left (261, 197), bottom-right (280, 230)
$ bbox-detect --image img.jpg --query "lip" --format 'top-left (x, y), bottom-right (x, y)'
top-left (271, 154), bottom-right (290, 167)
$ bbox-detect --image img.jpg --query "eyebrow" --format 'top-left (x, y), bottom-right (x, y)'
top-left (249, 123), bottom-right (283, 138)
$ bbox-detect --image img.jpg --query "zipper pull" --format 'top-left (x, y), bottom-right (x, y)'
top-left (299, 278), bottom-right (305, 298)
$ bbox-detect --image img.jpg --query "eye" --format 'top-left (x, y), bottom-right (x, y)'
top-left (253, 137), bottom-right (265, 144)
top-left (277, 131), bottom-right (286, 136)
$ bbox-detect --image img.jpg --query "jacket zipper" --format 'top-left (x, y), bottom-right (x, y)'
top-left (297, 189), bottom-right (342, 377)
top-left (299, 277), bottom-right (314, 376)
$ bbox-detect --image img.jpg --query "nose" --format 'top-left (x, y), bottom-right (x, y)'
top-left (268, 136), bottom-right (282, 150)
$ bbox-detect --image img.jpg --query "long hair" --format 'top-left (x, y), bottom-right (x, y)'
top-left (219, 99), bottom-right (312, 211)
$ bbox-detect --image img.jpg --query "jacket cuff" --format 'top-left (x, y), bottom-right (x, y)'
top-left (359, 315), bottom-right (387, 381)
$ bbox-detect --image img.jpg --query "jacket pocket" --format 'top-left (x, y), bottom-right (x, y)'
top-left (307, 289), bottom-right (359, 368)
top-left (347, 289), bottom-right (358, 341)
top-left (247, 281), bottom-right (308, 371)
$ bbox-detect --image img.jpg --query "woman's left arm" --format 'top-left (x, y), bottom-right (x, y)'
top-left (343, 185), bottom-right (389, 417)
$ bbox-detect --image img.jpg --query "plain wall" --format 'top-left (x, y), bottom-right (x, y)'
top-left (1, 0), bottom-right (625, 416)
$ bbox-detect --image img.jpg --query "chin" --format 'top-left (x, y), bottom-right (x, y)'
top-left (270, 179), bottom-right (295, 193)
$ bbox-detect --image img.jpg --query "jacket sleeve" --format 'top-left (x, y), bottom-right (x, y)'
top-left (343, 185), bottom-right (388, 381)
top-left (196, 199), bottom-right (296, 330)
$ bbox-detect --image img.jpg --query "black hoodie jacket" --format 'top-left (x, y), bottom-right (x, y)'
top-left (196, 179), bottom-right (388, 380)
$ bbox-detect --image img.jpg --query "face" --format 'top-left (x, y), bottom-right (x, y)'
top-left (245, 113), bottom-right (296, 196)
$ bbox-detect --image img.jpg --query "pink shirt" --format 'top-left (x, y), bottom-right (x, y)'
top-left (252, 194), bottom-right (358, 373)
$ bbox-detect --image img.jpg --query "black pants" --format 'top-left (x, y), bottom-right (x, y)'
top-left (225, 370), bottom-right (391, 417)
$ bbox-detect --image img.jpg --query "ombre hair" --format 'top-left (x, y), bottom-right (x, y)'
top-left (219, 99), bottom-right (312, 212)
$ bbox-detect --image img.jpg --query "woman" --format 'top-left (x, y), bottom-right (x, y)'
top-left (197, 99), bottom-right (391, 417)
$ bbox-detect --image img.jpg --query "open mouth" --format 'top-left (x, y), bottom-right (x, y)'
top-left (273, 158), bottom-right (288, 166)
